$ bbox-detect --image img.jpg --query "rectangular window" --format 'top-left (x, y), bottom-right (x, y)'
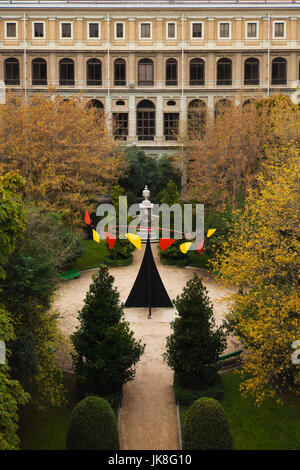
top-left (274, 22), bottom-right (285, 38)
top-left (246, 22), bottom-right (257, 39)
top-left (164, 113), bottom-right (179, 141)
top-left (33, 22), bottom-right (44, 38)
top-left (219, 22), bottom-right (230, 39)
top-left (138, 61), bottom-right (154, 86)
top-left (192, 23), bottom-right (203, 39)
top-left (88, 23), bottom-right (99, 39)
top-left (61, 22), bottom-right (72, 39)
top-left (113, 113), bottom-right (128, 140)
top-left (140, 23), bottom-right (151, 39)
top-left (6, 22), bottom-right (17, 39)
top-left (167, 22), bottom-right (176, 39)
top-left (115, 22), bottom-right (124, 39)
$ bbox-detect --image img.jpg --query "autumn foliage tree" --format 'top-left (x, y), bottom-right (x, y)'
top-left (0, 91), bottom-right (125, 225)
top-left (186, 95), bottom-right (300, 212)
top-left (212, 144), bottom-right (300, 404)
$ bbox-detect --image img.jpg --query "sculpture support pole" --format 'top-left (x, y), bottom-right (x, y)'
top-left (147, 233), bottom-right (152, 319)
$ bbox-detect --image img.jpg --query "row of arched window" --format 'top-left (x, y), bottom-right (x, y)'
top-left (3, 56), bottom-right (289, 86)
top-left (87, 98), bottom-right (254, 142)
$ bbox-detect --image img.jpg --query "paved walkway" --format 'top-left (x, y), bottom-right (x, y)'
top-left (53, 244), bottom-right (237, 450)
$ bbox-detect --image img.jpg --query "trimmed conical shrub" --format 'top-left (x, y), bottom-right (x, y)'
top-left (66, 396), bottom-right (119, 450)
top-left (182, 397), bottom-right (233, 450)
top-left (71, 265), bottom-right (145, 404)
top-left (164, 274), bottom-right (226, 388)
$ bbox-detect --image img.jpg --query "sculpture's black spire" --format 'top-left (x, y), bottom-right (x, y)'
top-left (125, 235), bottom-right (173, 318)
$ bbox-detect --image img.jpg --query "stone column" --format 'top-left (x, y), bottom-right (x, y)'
top-left (156, 94), bottom-right (163, 142)
top-left (48, 53), bottom-right (57, 86)
top-left (128, 94), bottom-right (136, 143)
top-left (76, 53), bottom-right (84, 88)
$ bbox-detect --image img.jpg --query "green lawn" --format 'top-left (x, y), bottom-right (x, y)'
top-left (18, 373), bottom-right (77, 450)
top-left (180, 370), bottom-right (300, 450)
top-left (70, 239), bottom-right (109, 271)
top-left (18, 373), bottom-right (119, 450)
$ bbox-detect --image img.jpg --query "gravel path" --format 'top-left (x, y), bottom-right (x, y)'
top-left (53, 244), bottom-right (238, 450)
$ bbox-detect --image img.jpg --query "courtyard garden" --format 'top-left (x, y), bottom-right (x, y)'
top-left (0, 93), bottom-right (299, 451)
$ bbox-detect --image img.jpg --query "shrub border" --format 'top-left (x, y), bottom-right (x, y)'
top-left (160, 257), bottom-right (189, 267)
top-left (103, 255), bottom-right (133, 267)
top-left (173, 372), bottom-right (224, 406)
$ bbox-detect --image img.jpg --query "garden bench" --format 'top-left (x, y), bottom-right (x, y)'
top-left (60, 269), bottom-right (81, 281)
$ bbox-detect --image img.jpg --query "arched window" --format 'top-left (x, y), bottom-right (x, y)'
top-left (242, 98), bottom-right (255, 109)
top-left (166, 58), bottom-right (178, 86)
top-left (137, 99), bottom-right (155, 141)
top-left (138, 59), bottom-right (154, 86)
top-left (87, 99), bottom-right (104, 111)
top-left (32, 58), bottom-right (47, 86)
top-left (217, 58), bottom-right (232, 86)
top-left (244, 58), bottom-right (259, 85)
top-left (272, 57), bottom-right (287, 85)
top-left (114, 59), bottom-right (126, 86)
top-left (59, 58), bottom-right (74, 86)
top-left (188, 99), bottom-right (206, 136)
top-left (86, 59), bottom-right (102, 86)
top-left (4, 57), bottom-right (20, 85)
top-left (215, 98), bottom-right (232, 118)
top-left (189, 58), bottom-right (205, 86)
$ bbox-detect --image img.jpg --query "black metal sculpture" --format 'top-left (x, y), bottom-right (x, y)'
top-left (125, 234), bottom-right (173, 318)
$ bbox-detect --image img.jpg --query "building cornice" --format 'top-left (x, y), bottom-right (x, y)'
top-left (0, 1), bottom-right (299, 12)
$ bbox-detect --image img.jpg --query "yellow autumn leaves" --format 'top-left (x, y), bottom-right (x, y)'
top-left (213, 143), bottom-right (300, 404)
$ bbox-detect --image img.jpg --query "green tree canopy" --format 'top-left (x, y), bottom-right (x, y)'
top-left (0, 171), bottom-right (29, 449)
top-left (119, 146), bottom-right (181, 197)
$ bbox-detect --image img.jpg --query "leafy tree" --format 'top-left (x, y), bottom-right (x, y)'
top-left (164, 274), bottom-right (226, 388)
top-left (186, 95), bottom-right (299, 212)
top-left (119, 146), bottom-right (181, 197)
top-left (0, 306), bottom-right (30, 449)
top-left (213, 144), bottom-right (300, 404)
top-left (0, 92), bottom-right (125, 226)
top-left (21, 206), bottom-right (83, 272)
top-left (0, 171), bottom-right (29, 449)
top-left (158, 181), bottom-right (186, 261)
top-left (71, 266), bottom-right (145, 401)
top-left (0, 206), bottom-right (80, 406)
top-left (107, 184), bottom-right (135, 260)
top-left (67, 396), bottom-right (119, 450)
top-left (160, 180), bottom-right (181, 206)
top-left (0, 171), bottom-right (25, 279)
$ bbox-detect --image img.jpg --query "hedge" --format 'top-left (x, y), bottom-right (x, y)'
top-left (160, 257), bottom-right (189, 267)
top-left (66, 396), bottom-right (119, 450)
top-left (103, 255), bottom-right (133, 267)
top-left (182, 397), bottom-right (233, 450)
top-left (174, 372), bottom-right (224, 406)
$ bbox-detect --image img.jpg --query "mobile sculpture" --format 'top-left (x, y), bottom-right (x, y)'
top-left (125, 233), bottom-right (173, 318)
top-left (84, 185), bottom-right (216, 319)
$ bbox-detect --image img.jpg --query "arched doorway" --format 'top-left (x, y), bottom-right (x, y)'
top-left (188, 99), bottom-right (206, 136)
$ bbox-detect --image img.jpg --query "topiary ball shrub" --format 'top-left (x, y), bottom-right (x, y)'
top-left (182, 397), bottom-right (233, 450)
top-left (66, 396), bottom-right (119, 450)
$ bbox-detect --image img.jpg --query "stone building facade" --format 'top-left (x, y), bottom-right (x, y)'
top-left (0, 0), bottom-right (299, 156)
